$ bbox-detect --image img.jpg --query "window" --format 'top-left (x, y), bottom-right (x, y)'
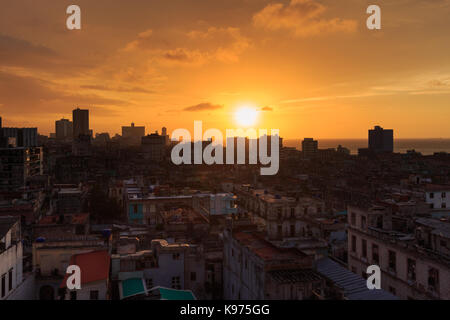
top-left (290, 207), bottom-right (295, 218)
top-left (133, 204), bottom-right (138, 213)
top-left (70, 291), bottom-right (77, 300)
top-left (428, 268), bottom-right (439, 292)
top-left (172, 276), bottom-right (181, 289)
top-left (290, 224), bottom-right (295, 237)
top-left (1, 274), bottom-right (5, 298)
top-left (362, 239), bottom-right (367, 258)
top-left (8, 269), bottom-right (12, 291)
top-left (388, 250), bottom-right (396, 272)
top-left (351, 267), bottom-right (357, 274)
top-left (407, 258), bottom-right (416, 281)
top-left (190, 272), bottom-right (196, 281)
top-left (173, 253), bottom-right (180, 260)
top-left (278, 225), bottom-right (283, 238)
top-left (372, 244), bottom-right (379, 263)
top-left (361, 216), bottom-right (367, 229)
top-left (442, 203), bottom-right (447, 209)
top-left (90, 290), bottom-right (99, 300)
top-left (442, 192), bottom-right (446, 198)
top-left (351, 235), bottom-right (356, 252)
top-left (429, 192), bottom-right (434, 199)
top-left (351, 212), bottom-right (356, 225)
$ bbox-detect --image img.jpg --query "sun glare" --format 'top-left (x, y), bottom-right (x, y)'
top-left (234, 107), bottom-right (258, 127)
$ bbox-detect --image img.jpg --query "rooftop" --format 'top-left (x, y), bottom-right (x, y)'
top-left (316, 258), bottom-right (398, 300)
top-left (268, 269), bottom-right (322, 283)
top-left (233, 231), bottom-right (308, 262)
top-left (61, 250), bottom-right (110, 288)
top-left (416, 218), bottom-right (450, 238)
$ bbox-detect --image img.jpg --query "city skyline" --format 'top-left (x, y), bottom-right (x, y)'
top-left (1, 1), bottom-right (450, 139)
top-left (1, 0), bottom-right (450, 305)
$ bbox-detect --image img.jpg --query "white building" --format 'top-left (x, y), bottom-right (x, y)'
top-left (112, 239), bottom-right (193, 299)
top-left (425, 184), bottom-right (450, 210)
top-left (61, 250), bottom-right (111, 300)
top-left (347, 205), bottom-right (450, 300)
top-left (223, 225), bottom-right (323, 300)
top-left (0, 217), bottom-right (24, 300)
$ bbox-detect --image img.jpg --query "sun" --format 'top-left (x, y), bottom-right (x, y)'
top-left (234, 107), bottom-right (259, 127)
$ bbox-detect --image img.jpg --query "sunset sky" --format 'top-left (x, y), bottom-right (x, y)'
top-left (1, 0), bottom-right (450, 139)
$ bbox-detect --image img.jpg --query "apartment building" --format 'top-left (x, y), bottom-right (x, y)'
top-left (0, 217), bottom-right (23, 300)
top-left (425, 184), bottom-right (450, 210)
top-left (111, 239), bottom-right (201, 299)
top-left (347, 205), bottom-right (450, 299)
top-left (235, 185), bottom-right (325, 241)
top-left (223, 223), bottom-right (324, 300)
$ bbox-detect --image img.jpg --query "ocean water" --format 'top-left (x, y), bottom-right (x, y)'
top-left (283, 139), bottom-right (450, 155)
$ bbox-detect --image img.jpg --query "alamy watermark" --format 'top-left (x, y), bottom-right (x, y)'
top-left (366, 265), bottom-right (381, 290)
top-left (170, 121), bottom-right (280, 176)
top-left (66, 264), bottom-right (81, 290)
top-left (65, 5), bottom-right (382, 31)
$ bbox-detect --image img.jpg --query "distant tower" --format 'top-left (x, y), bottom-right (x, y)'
top-left (122, 122), bottom-right (145, 146)
top-left (369, 126), bottom-right (393, 153)
top-left (302, 138), bottom-right (318, 159)
top-left (55, 118), bottom-right (73, 141)
top-left (161, 127), bottom-right (170, 145)
top-left (72, 108), bottom-right (89, 139)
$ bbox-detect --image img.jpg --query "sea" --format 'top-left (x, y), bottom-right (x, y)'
top-left (283, 139), bottom-right (450, 155)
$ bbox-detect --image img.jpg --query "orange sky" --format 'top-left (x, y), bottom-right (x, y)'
top-left (1, 0), bottom-right (450, 139)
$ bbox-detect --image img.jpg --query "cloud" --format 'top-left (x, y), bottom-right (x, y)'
top-left (0, 71), bottom-right (128, 116)
top-left (261, 106), bottom-right (273, 111)
top-left (183, 102), bottom-right (223, 112)
top-left (253, 0), bottom-right (357, 37)
top-left (80, 84), bottom-right (155, 94)
top-left (0, 34), bottom-right (91, 75)
top-left (122, 26), bottom-right (250, 66)
top-left (428, 78), bottom-right (450, 88)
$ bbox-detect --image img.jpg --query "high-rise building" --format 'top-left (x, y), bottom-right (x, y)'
top-left (1, 127), bottom-right (38, 147)
top-left (302, 138), bottom-right (318, 159)
top-left (161, 127), bottom-right (170, 145)
top-left (368, 126), bottom-right (393, 153)
top-left (55, 118), bottom-right (73, 141)
top-left (122, 122), bottom-right (145, 146)
top-left (0, 146), bottom-right (43, 192)
top-left (142, 131), bottom-right (166, 161)
top-left (72, 108), bottom-right (89, 139)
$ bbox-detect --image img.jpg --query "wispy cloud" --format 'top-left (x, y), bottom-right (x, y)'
top-left (183, 102), bottom-right (223, 112)
top-left (253, 0), bottom-right (357, 37)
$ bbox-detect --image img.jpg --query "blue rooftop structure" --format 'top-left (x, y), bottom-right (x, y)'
top-left (316, 258), bottom-right (399, 300)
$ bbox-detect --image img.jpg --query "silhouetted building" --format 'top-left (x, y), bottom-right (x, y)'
top-left (142, 132), bottom-right (166, 162)
top-left (72, 134), bottom-right (92, 156)
top-left (161, 127), bottom-right (170, 146)
top-left (302, 138), bottom-right (318, 159)
top-left (73, 108), bottom-right (89, 139)
top-left (122, 123), bottom-right (145, 146)
top-left (369, 126), bottom-right (393, 153)
top-left (55, 118), bottom-right (73, 141)
top-left (0, 146), bottom-right (43, 192)
top-left (1, 127), bottom-right (38, 147)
